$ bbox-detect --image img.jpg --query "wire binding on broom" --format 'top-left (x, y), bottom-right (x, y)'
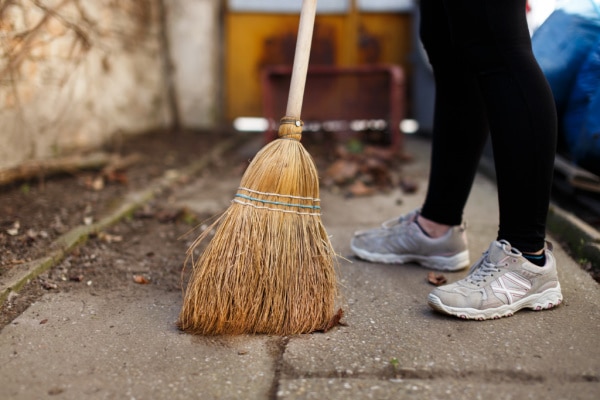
top-left (234, 194), bottom-right (320, 210)
top-left (232, 199), bottom-right (322, 216)
top-left (234, 187), bottom-right (320, 211)
top-left (237, 186), bottom-right (319, 202)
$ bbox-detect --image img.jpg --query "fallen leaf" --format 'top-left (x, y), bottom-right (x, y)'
top-left (134, 211), bottom-right (154, 220)
top-left (69, 274), bottom-right (84, 282)
top-left (346, 180), bottom-right (375, 197)
top-left (399, 177), bottom-right (419, 194)
top-left (83, 175), bottom-right (105, 191)
top-left (133, 275), bottom-right (150, 284)
top-left (156, 208), bottom-right (183, 223)
top-left (363, 145), bottom-right (395, 161)
top-left (97, 231), bottom-right (123, 243)
top-left (361, 156), bottom-right (387, 173)
top-left (105, 170), bottom-right (128, 184)
top-left (322, 308), bottom-right (346, 332)
top-left (40, 319), bottom-right (48, 325)
top-left (334, 144), bottom-right (350, 159)
top-left (427, 271), bottom-right (447, 286)
top-left (40, 279), bottom-right (58, 290)
top-left (6, 221), bottom-right (20, 236)
top-left (325, 159), bottom-right (359, 184)
top-left (47, 387), bottom-right (64, 395)
top-left (26, 229), bottom-right (38, 240)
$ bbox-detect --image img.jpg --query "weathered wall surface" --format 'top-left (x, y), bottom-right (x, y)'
top-left (165, 0), bottom-right (220, 128)
top-left (0, 0), bottom-right (217, 171)
top-left (0, 0), bottom-right (170, 170)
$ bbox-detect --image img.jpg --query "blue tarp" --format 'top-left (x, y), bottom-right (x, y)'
top-left (532, 3), bottom-right (600, 174)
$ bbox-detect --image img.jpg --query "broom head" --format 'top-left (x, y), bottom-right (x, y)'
top-left (178, 118), bottom-right (337, 335)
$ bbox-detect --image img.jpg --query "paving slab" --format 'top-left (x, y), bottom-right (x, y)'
top-left (0, 288), bottom-right (277, 399)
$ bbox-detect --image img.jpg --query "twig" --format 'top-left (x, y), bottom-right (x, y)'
top-left (0, 152), bottom-right (116, 186)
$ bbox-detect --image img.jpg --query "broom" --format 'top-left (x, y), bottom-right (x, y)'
top-left (178, 0), bottom-right (337, 335)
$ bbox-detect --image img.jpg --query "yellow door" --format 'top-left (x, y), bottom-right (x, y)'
top-left (225, 0), bottom-right (413, 121)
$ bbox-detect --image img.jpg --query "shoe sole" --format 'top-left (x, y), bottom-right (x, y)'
top-left (351, 246), bottom-right (470, 272)
top-left (427, 285), bottom-right (563, 320)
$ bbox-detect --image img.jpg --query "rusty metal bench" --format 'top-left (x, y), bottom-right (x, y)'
top-left (261, 64), bottom-right (406, 154)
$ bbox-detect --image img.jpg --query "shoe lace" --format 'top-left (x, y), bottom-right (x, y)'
top-left (468, 257), bottom-right (500, 285)
top-left (468, 240), bottom-right (520, 285)
top-left (467, 240), bottom-right (520, 285)
top-left (382, 209), bottom-right (419, 229)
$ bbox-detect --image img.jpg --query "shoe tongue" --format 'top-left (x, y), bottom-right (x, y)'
top-left (486, 240), bottom-right (512, 264)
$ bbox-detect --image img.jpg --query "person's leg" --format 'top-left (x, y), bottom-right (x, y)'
top-left (350, 0), bottom-right (488, 269)
top-left (349, 0), bottom-right (472, 271)
top-left (428, 0), bottom-right (562, 320)
top-left (442, 0), bottom-right (557, 253)
top-left (418, 0), bottom-right (489, 228)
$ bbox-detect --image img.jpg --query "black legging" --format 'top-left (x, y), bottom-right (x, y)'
top-left (419, 0), bottom-right (557, 253)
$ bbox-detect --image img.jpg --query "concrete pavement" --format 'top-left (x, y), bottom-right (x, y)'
top-left (0, 135), bottom-right (599, 399)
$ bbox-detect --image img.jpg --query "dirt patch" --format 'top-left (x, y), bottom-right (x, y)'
top-left (0, 129), bottom-right (243, 329)
top-left (0, 129), bottom-right (222, 271)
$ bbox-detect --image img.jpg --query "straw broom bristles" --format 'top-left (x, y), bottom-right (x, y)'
top-left (178, 120), bottom-right (337, 335)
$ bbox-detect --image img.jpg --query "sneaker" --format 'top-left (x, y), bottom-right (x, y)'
top-left (350, 209), bottom-right (470, 271)
top-left (427, 240), bottom-right (563, 320)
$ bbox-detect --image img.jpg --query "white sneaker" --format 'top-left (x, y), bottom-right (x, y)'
top-left (350, 209), bottom-right (470, 271)
top-left (428, 240), bottom-right (563, 320)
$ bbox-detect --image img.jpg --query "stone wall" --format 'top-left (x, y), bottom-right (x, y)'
top-left (0, 0), bottom-right (222, 170)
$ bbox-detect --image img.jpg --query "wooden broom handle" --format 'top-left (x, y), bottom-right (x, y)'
top-left (285, 0), bottom-right (317, 119)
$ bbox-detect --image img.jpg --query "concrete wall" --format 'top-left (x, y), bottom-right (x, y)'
top-left (0, 0), bottom-right (222, 170)
top-left (165, 0), bottom-right (221, 128)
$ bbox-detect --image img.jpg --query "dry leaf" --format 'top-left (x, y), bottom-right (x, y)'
top-left (97, 231), bottom-right (123, 243)
top-left (322, 308), bottom-right (346, 332)
top-left (326, 159), bottom-right (359, 184)
top-left (40, 279), bottom-right (58, 290)
top-left (347, 180), bottom-right (375, 197)
top-left (105, 170), bottom-right (128, 184)
top-left (156, 208), bottom-right (183, 223)
top-left (133, 275), bottom-right (150, 284)
top-left (363, 145), bottom-right (395, 161)
top-left (6, 221), bottom-right (20, 236)
top-left (427, 271), bottom-right (447, 286)
top-left (69, 274), bottom-right (84, 282)
top-left (47, 387), bottom-right (65, 396)
top-left (82, 175), bottom-right (105, 191)
top-left (133, 205), bottom-right (155, 219)
top-left (399, 177), bottom-right (419, 194)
